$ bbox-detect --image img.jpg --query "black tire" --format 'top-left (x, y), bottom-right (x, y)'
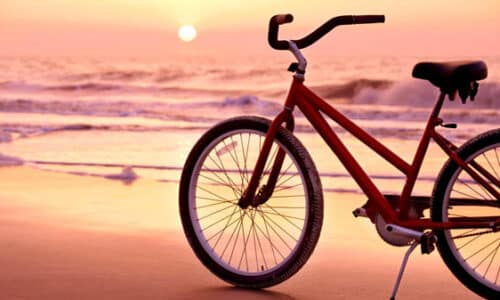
top-left (179, 116), bottom-right (323, 288)
top-left (432, 128), bottom-right (500, 299)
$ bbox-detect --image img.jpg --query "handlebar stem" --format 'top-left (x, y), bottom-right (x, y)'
top-left (288, 41), bottom-right (307, 79)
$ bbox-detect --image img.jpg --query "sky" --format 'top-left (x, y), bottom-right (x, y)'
top-left (1, 1), bottom-right (499, 57)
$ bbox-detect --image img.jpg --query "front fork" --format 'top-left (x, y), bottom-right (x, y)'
top-left (238, 109), bottom-right (295, 208)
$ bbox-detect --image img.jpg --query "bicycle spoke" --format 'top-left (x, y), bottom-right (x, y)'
top-left (457, 235), bottom-right (481, 250)
top-left (197, 203), bottom-right (236, 221)
top-left (457, 178), bottom-right (491, 201)
top-left (453, 228), bottom-right (478, 238)
top-left (249, 210), bottom-right (260, 271)
top-left (276, 168), bottom-right (299, 188)
top-left (276, 162), bottom-right (296, 185)
top-left (200, 165), bottom-right (236, 191)
top-left (245, 133), bottom-right (253, 184)
top-left (263, 145), bottom-right (279, 176)
top-left (213, 149), bottom-right (243, 196)
top-left (260, 210), bottom-right (299, 242)
top-left (464, 238), bottom-right (500, 261)
top-left (207, 207), bottom-right (238, 250)
top-left (197, 195), bottom-right (238, 203)
top-left (249, 209), bottom-right (269, 271)
top-left (238, 211), bottom-right (252, 271)
top-left (482, 153), bottom-right (499, 180)
top-left (482, 242), bottom-right (500, 278)
top-left (253, 213), bottom-right (285, 262)
top-left (262, 204), bottom-right (304, 231)
top-left (476, 182), bottom-right (496, 202)
top-left (196, 200), bottom-right (236, 209)
top-left (207, 206), bottom-right (239, 245)
top-left (231, 135), bottom-right (247, 187)
top-left (236, 210), bottom-right (249, 271)
top-left (495, 148), bottom-right (499, 174)
top-left (257, 208), bottom-right (292, 252)
top-left (222, 138), bottom-right (246, 193)
top-left (256, 209), bottom-right (279, 264)
top-left (253, 213), bottom-right (268, 271)
top-left (452, 188), bottom-right (484, 202)
top-left (207, 154), bottom-right (241, 197)
top-left (197, 185), bottom-right (232, 202)
top-left (202, 207), bottom-right (240, 232)
top-left (199, 173), bottom-right (239, 190)
top-left (222, 210), bottom-right (244, 262)
top-left (273, 183), bottom-right (304, 193)
top-left (240, 133), bottom-right (250, 186)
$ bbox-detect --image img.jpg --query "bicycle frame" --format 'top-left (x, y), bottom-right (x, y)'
top-left (242, 76), bottom-right (499, 231)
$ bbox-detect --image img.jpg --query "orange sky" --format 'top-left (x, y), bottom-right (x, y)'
top-left (1, 1), bottom-right (499, 57)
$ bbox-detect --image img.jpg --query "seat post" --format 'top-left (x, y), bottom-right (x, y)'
top-left (399, 91), bottom-right (446, 217)
top-left (430, 91), bottom-right (446, 120)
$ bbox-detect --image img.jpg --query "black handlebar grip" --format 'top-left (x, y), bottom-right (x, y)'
top-left (352, 15), bottom-right (385, 24)
top-left (268, 14), bottom-right (294, 50)
top-left (273, 14), bottom-right (294, 25)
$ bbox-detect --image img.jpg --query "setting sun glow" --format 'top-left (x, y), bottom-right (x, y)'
top-left (178, 25), bottom-right (197, 42)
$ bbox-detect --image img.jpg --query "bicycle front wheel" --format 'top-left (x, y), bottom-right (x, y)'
top-left (432, 128), bottom-right (500, 299)
top-left (179, 116), bottom-right (323, 288)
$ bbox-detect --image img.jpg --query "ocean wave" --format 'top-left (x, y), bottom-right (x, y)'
top-left (62, 68), bottom-right (198, 83)
top-left (310, 78), bottom-right (393, 99)
top-left (0, 80), bottom-right (259, 96)
top-left (63, 67), bottom-right (277, 84)
top-left (353, 80), bottom-right (500, 108)
top-left (0, 81), bottom-right (123, 93)
top-left (179, 95), bottom-right (281, 112)
top-left (1, 92), bottom-right (498, 137)
top-left (0, 95), bottom-right (281, 118)
top-left (4, 76), bottom-right (499, 111)
top-left (46, 82), bottom-right (121, 92)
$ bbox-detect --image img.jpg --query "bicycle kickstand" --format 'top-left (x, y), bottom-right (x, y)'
top-left (390, 241), bottom-right (419, 300)
top-left (389, 231), bottom-right (437, 299)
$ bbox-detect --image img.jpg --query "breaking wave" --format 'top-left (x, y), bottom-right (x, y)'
top-left (353, 80), bottom-right (500, 108)
top-left (310, 78), bottom-right (393, 99)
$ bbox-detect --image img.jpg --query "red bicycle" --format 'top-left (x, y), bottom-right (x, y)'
top-left (179, 14), bottom-right (499, 299)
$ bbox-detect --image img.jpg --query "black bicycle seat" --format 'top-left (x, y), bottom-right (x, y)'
top-left (412, 61), bottom-right (487, 100)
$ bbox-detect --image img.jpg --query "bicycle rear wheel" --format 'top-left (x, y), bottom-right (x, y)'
top-left (179, 116), bottom-right (323, 288)
top-left (432, 128), bottom-right (500, 299)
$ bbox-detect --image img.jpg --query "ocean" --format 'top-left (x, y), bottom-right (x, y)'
top-left (1, 54), bottom-right (499, 194)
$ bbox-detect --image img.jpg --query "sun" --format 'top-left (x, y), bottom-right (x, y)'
top-left (178, 25), bottom-right (197, 42)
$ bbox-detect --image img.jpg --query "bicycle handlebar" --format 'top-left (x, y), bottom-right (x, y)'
top-left (268, 14), bottom-right (385, 50)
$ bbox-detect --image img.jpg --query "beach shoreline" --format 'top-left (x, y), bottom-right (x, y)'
top-left (0, 166), bottom-right (479, 299)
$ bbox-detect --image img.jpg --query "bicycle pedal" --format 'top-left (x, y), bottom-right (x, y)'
top-left (420, 232), bottom-right (437, 254)
top-left (352, 207), bottom-right (368, 218)
top-left (441, 123), bottom-right (457, 129)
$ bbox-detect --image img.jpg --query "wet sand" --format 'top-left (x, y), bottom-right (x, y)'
top-left (0, 166), bottom-right (479, 299)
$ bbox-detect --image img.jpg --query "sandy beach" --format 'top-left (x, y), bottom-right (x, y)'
top-left (0, 165), bottom-right (480, 299)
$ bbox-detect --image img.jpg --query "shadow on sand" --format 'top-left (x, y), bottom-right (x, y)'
top-left (190, 286), bottom-right (296, 300)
